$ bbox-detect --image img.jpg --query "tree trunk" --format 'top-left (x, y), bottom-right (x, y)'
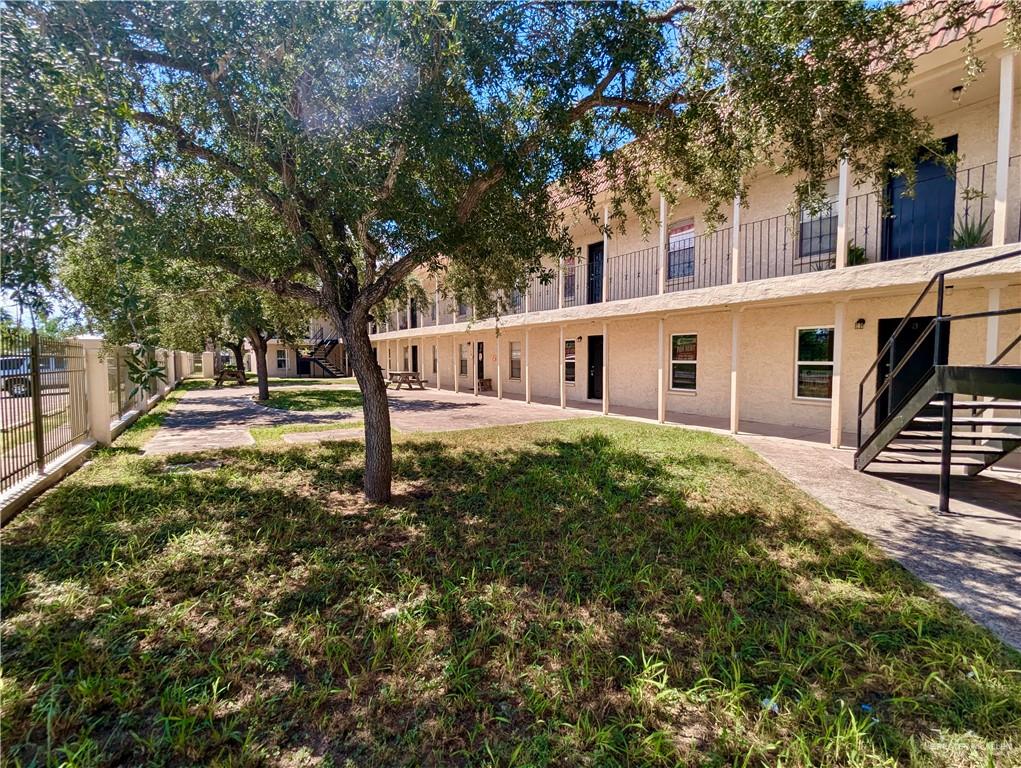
top-left (226, 340), bottom-right (247, 383)
top-left (339, 311), bottom-right (392, 503)
top-left (248, 331), bottom-right (270, 401)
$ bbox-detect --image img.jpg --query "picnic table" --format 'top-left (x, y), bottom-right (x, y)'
top-left (214, 366), bottom-right (247, 388)
top-left (387, 370), bottom-right (427, 390)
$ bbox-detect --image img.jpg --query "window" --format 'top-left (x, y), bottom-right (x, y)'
top-left (432, 345), bottom-right (437, 374)
top-left (670, 334), bottom-right (697, 391)
top-left (276, 349), bottom-right (287, 370)
top-left (509, 341), bottom-right (521, 380)
top-left (667, 221), bottom-right (695, 280)
top-left (564, 339), bottom-right (576, 383)
top-left (799, 180), bottom-right (838, 261)
top-left (796, 327), bottom-right (834, 399)
top-left (459, 343), bottom-right (469, 377)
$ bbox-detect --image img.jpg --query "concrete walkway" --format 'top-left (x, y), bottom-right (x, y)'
top-left (738, 433), bottom-right (1021, 650)
top-left (144, 383), bottom-right (1020, 649)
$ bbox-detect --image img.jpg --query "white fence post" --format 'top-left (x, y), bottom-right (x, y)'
top-left (80, 339), bottom-right (113, 446)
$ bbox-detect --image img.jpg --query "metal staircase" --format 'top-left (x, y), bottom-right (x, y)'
top-left (855, 249), bottom-right (1021, 513)
top-left (305, 327), bottom-right (345, 378)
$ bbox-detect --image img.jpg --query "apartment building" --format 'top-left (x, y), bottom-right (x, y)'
top-left (368, 9), bottom-right (1020, 480)
top-left (245, 317), bottom-right (349, 379)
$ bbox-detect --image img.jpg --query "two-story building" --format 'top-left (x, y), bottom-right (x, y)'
top-left (367, 7), bottom-right (1019, 480)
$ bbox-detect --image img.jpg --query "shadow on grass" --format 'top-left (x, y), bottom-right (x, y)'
top-left (1, 425), bottom-right (1019, 767)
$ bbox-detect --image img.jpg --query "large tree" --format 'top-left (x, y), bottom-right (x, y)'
top-left (3, 0), bottom-right (984, 501)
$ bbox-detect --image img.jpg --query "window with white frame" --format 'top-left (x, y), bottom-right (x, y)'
top-left (670, 334), bottom-right (697, 390)
top-left (798, 179), bottom-right (838, 261)
top-left (459, 343), bottom-right (469, 377)
top-left (795, 327), bottom-right (834, 399)
top-left (509, 341), bottom-right (521, 380)
top-left (667, 220), bottom-right (695, 280)
top-left (276, 349), bottom-right (287, 370)
top-left (564, 339), bottom-right (576, 383)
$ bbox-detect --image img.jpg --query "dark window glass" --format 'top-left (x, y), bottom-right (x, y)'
top-left (564, 340), bottom-right (576, 383)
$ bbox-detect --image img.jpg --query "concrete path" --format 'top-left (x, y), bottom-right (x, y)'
top-left (739, 433), bottom-right (1021, 650)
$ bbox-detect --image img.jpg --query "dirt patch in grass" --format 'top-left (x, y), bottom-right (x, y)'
top-left (2, 419), bottom-right (1019, 766)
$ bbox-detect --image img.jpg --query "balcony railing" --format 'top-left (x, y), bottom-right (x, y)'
top-left (371, 157), bottom-right (1019, 335)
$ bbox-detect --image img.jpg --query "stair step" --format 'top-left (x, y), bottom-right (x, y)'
top-left (872, 455), bottom-right (986, 466)
top-left (909, 416), bottom-right (1021, 427)
top-left (882, 444), bottom-right (1005, 455)
top-left (930, 400), bottom-right (1021, 410)
top-left (896, 431), bottom-right (1017, 441)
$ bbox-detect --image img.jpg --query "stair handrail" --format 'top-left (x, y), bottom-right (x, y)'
top-left (856, 248), bottom-right (1021, 450)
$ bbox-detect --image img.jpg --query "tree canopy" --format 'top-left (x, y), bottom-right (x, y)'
top-left (2, 0), bottom-right (994, 500)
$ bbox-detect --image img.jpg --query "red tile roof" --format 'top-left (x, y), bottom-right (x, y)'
top-left (905, 0), bottom-right (1007, 56)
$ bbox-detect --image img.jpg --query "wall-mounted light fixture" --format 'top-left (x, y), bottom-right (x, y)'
top-left (854, 318), bottom-right (866, 330)
top-left (951, 84), bottom-right (964, 103)
top-left (576, 336), bottom-right (583, 341)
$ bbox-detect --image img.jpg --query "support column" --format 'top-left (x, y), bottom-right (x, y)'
top-left (658, 193), bottom-right (668, 295)
top-left (472, 339), bottom-right (479, 396)
top-left (435, 338), bottom-right (442, 390)
top-left (201, 350), bottom-right (215, 377)
top-left (993, 52), bottom-right (1015, 247)
top-left (81, 338), bottom-right (113, 445)
top-left (986, 283), bottom-right (1004, 363)
top-left (730, 309), bottom-right (742, 434)
top-left (731, 196), bottom-right (742, 284)
top-left (558, 261), bottom-right (565, 309)
top-left (496, 334), bottom-right (503, 399)
top-left (830, 302), bottom-right (846, 448)
top-left (835, 159), bottom-right (849, 268)
top-left (602, 205), bottom-right (609, 302)
top-left (559, 325), bottom-right (566, 408)
top-left (601, 322), bottom-right (609, 416)
top-left (524, 327), bottom-right (532, 404)
top-left (452, 338), bottom-right (459, 394)
top-left (657, 317), bottom-right (666, 423)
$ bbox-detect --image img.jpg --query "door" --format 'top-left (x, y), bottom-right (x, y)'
top-left (875, 316), bottom-right (948, 424)
top-left (883, 136), bottom-right (957, 261)
top-left (587, 242), bottom-right (604, 304)
top-left (297, 354), bottom-right (311, 376)
top-left (410, 299), bottom-right (419, 329)
top-left (411, 345), bottom-right (419, 373)
top-left (476, 341), bottom-right (485, 381)
top-left (587, 335), bottom-right (603, 400)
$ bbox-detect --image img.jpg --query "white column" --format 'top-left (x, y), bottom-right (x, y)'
top-left (434, 289), bottom-right (440, 324)
top-left (986, 284), bottom-right (1004, 363)
top-left (658, 193), bottom-right (668, 295)
top-left (81, 338), bottom-right (113, 445)
top-left (496, 334), bottom-right (503, 399)
top-left (830, 302), bottom-right (846, 448)
top-left (558, 261), bottom-right (565, 309)
top-left (435, 338), bottom-right (442, 390)
top-left (559, 325), bottom-right (566, 408)
top-left (524, 327), bottom-right (532, 404)
top-left (657, 317), bottom-right (666, 423)
top-left (835, 159), bottom-right (849, 268)
top-left (993, 52), bottom-right (1015, 247)
top-left (731, 196), bottom-right (742, 284)
top-left (730, 309), bottom-right (742, 434)
top-left (601, 205), bottom-right (609, 302)
top-left (601, 322), bottom-right (609, 416)
top-left (201, 350), bottom-right (215, 377)
top-left (472, 339), bottom-right (478, 396)
top-left (452, 338), bottom-right (459, 394)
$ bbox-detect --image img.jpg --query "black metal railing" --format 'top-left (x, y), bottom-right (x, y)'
top-left (607, 246), bottom-right (659, 301)
top-left (666, 227), bottom-right (732, 292)
top-left (2, 331), bottom-right (89, 495)
top-left (739, 209), bottom-right (836, 282)
top-left (527, 272), bottom-right (559, 312)
top-left (855, 248), bottom-right (1021, 509)
top-left (845, 160), bottom-right (1001, 265)
top-left (562, 259), bottom-right (591, 308)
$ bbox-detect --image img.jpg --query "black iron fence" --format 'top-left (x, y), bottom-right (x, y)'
top-left (739, 209), bottom-right (835, 282)
top-left (527, 272), bottom-right (559, 312)
top-left (607, 246), bottom-right (659, 301)
top-left (1, 330), bottom-right (88, 496)
top-left (845, 160), bottom-right (1001, 265)
top-left (666, 227), bottom-right (732, 292)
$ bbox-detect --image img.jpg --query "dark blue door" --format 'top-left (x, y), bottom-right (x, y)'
top-left (883, 137), bottom-right (957, 261)
top-left (587, 242), bottom-right (603, 304)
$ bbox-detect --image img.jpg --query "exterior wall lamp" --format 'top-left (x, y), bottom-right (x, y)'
top-left (854, 318), bottom-right (866, 330)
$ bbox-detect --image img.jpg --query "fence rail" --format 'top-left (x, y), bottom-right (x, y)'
top-left (1, 331), bottom-right (88, 496)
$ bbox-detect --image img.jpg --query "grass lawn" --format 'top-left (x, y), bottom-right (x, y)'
top-left (263, 387), bottom-right (363, 413)
top-left (2, 418), bottom-right (1019, 766)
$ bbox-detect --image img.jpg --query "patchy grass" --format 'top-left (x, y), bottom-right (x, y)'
top-left (2, 419), bottom-right (1019, 767)
top-left (269, 377), bottom-right (357, 387)
top-left (264, 387), bottom-right (363, 413)
top-left (250, 420), bottom-right (365, 446)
